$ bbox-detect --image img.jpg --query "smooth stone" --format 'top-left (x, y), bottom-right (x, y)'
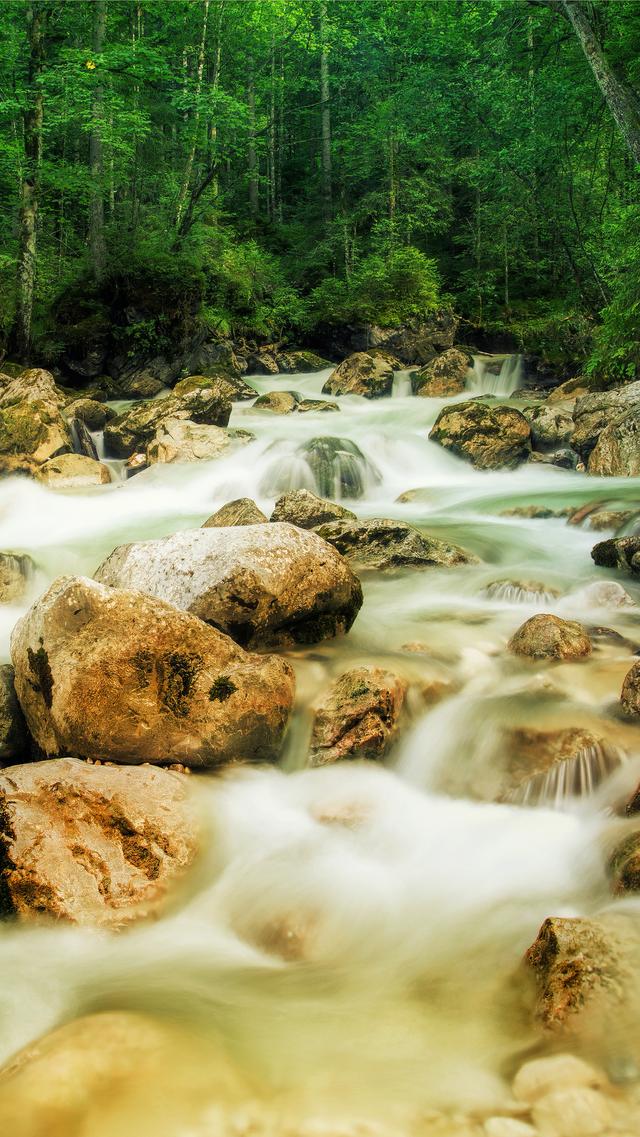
top-left (531, 1087), bottom-right (611, 1137)
top-left (412, 347), bottom-right (471, 397)
top-left (253, 390), bottom-right (300, 414)
top-left (512, 1054), bottom-right (606, 1104)
top-left (315, 518), bottom-right (479, 570)
top-left (35, 453), bottom-right (111, 488)
top-left (309, 666), bottom-right (408, 766)
top-left (146, 419), bottom-right (253, 464)
top-left (202, 498), bottom-right (268, 527)
top-left (323, 351), bottom-right (395, 399)
top-left (507, 615), bottom-right (591, 661)
top-left (430, 401), bottom-right (531, 469)
top-left (0, 664), bottom-right (29, 762)
top-left (104, 388), bottom-right (231, 458)
top-left (270, 488), bottom-right (356, 529)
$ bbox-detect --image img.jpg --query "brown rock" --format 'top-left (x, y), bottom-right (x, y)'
top-left (429, 401), bottom-right (531, 470)
top-left (508, 615), bottom-right (592, 661)
top-left (588, 404), bottom-right (640, 476)
top-left (315, 518), bottom-right (478, 570)
top-left (322, 352), bottom-right (394, 399)
top-left (591, 535), bottom-right (640, 575)
top-left (104, 389), bottom-right (231, 458)
top-left (202, 498), bottom-right (268, 527)
top-left (572, 382), bottom-right (640, 461)
top-left (270, 488), bottom-right (356, 529)
top-left (253, 390), bottom-right (299, 414)
top-left (64, 397), bottom-right (113, 431)
top-left (0, 400), bottom-right (72, 465)
top-left (297, 398), bottom-right (339, 413)
top-left (145, 419), bottom-right (253, 464)
top-left (173, 372), bottom-right (256, 401)
top-left (34, 454), bottom-right (111, 488)
top-left (309, 666), bottom-right (408, 766)
top-left (620, 660), bottom-right (640, 717)
top-left (412, 348), bottom-right (470, 397)
top-left (0, 759), bottom-right (199, 925)
top-left (10, 576), bottom-right (295, 766)
top-left (94, 524), bottom-right (363, 650)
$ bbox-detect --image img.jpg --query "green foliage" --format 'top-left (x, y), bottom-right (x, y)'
top-left (309, 248), bottom-right (440, 328)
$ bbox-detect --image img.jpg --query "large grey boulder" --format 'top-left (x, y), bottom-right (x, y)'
top-left (94, 523), bottom-right (363, 649)
top-left (11, 576), bottom-right (295, 766)
top-left (572, 381), bottom-right (640, 461)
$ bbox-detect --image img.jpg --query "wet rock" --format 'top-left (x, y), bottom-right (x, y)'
top-left (412, 348), bottom-right (471, 397)
top-left (69, 414), bottom-right (99, 459)
top-left (253, 390), bottom-right (300, 414)
top-left (0, 455), bottom-right (41, 479)
top-left (591, 535), bottom-right (640, 575)
top-left (608, 830), bottom-right (640, 894)
top-left (173, 372), bottom-right (256, 402)
top-left (64, 397), bottom-right (113, 431)
top-left (247, 348), bottom-right (279, 374)
top-left (146, 419), bottom-right (253, 464)
top-left (512, 1054), bottom-right (606, 1104)
top-left (315, 518), bottom-right (479, 570)
top-left (587, 509), bottom-right (635, 531)
top-left (276, 349), bottom-right (331, 373)
top-left (11, 576), bottom-right (295, 766)
top-left (395, 487), bottom-right (433, 504)
top-left (546, 376), bottom-right (593, 404)
top-left (322, 352), bottom-right (395, 399)
top-left (574, 580), bottom-right (634, 608)
top-left (430, 401), bottom-right (531, 469)
top-left (203, 498), bottom-right (268, 527)
top-left (523, 914), bottom-right (640, 1039)
top-left (309, 666), bottom-right (408, 766)
top-left (532, 1087), bottom-right (612, 1136)
top-left (297, 398), bottom-right (340, 413)
top-left (588, 404), bottom-right (640, 476)
top-left (34, 453), bottom-right (111, 488)
top-left (0, 400), bottom-right (73, 465)
top-left (500, 506), bottom-right (559, 519)
top-left (528, 448), bottom-right (580, 469)
top-left (104, 389), bottom-right (231, 458)
top-left (0, 553), bottom-right (34, 603)
top-left (0, 664), bottom-right (29, 762)
top-left (185, 338), bottom-right (247, 380)
top-left (94, 524), bottom-right (363, 650)
top-left (482, 580), bottom-right (560, 603)
top-left (298, 436), bottom-right (380, 499)
top-left (524, 405), bottom-right (574, 450)
top-left (270, 488), bottom-right (356, 529)
top-left (507, 615), bottom-right (591, 661)
top-left (347, 311), bottom-right (458, 364)
top-left (0, 759), bottom-right (199, 925)
top-left (125, 451), bottom-right (147, 476)
top-left (115, 368), bottom-right (165, 398)
top-left (620, 660), bottom-right (640, 717)
top-left (502, 728), bottom-right (605, 799)
top-left (572, 382), bottom-right (640, 461)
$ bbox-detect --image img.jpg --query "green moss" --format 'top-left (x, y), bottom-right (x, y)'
top-left (27, 641), bottom-right (54, 708)
top-left (209, 675), bottom-right (237, 702)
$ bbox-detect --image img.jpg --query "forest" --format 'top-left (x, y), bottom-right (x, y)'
top-left (0, 0), bottom-right (639, 381)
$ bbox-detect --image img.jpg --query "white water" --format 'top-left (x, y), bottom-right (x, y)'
top-left (1, 358), bottom-right (640, 1132)
top-left (466, 353), bottom-right (524, 396)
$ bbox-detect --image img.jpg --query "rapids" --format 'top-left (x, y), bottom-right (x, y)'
top-left (1, 356), bottom-right (640, 1133)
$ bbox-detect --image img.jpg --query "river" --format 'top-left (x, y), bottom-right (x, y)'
top-left (0, 357), bottom-right (639, 1135)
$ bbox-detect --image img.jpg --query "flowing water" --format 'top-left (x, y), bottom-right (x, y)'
top-left (1, 359), bottom-right (640, 1134)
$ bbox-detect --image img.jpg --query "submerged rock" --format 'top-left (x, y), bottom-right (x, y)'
top-left (315, 518), bottom-right (479, 570)
top-left (203, 498), bottom-right (268, 527)
top-left (0, 664), bottom-right (29, 762)
top-left (591, 535), bottom-right (640, 575)
top-left (297, 398), bottom-right (339, 413)
top-left (512, 1054), bottom-right (606, 1105)
top-left (0, 759), bottom-right (199, 925)
top-left (104, 389), bottom-right (231, 458)
top-left (34, 453), bottom-right (111, 488)
top-left (298, 435), bottom-right (380, 499)
top-left (11, 576), bottom-right (295, 766)
top-left (94, 524), bottom-right (363, 649)
top-left (0, 553), bottom-right (34, 604)
top-left (253, 390), bottom-right (300, 414)
top-left (482, 580), bottom-right (560, 604)
top-left (322, 351), bottom-right (395, 399)
top-left (412, 347), bottom-right (470, 397)
top-left (270, 488), bottom-right (356, 529)
top-left (508, 614), bottom-right (591, 661)
top-left (146, 419), bottom-right (253, 464)
top-left (429, 401), bottom-right (531, 469)
top-left (309, 666), bottom-right (408, 766)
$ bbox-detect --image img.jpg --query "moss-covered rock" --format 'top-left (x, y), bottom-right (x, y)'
top-left (412, 348), bottom-right (471, 397)
top-left (323, 351), bottom-right (395, 399)
top-left (270, 488), bottom-right (356, 529)
top-left (104, 388), bottom-right (231, 458)
top-left (429, 400), bottom-right (531, 469)
top-left (315, 518), bottom-right (479, 570)
top-left (508, 614), bottom-right (592, 661)
top-left (309, 665), bottom-right (408, 766)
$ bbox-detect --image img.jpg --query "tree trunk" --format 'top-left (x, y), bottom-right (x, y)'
top-left (248, 59), bottom-right (258, 215)
top-left (319, 1), bottom-right (332, 225)
top-left (561, 0), bottom-right (640, 168)
top-left (207, 0), bottom-right (223, 204)
top-left (89, 0), bottom-right (106, 282)
top-left (11, 2), bottom-right (46, 360)
top-left (175, 0), bottom-right (210, 230)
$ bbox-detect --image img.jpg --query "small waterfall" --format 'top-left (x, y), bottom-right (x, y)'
top-left (480, 580), bottom-right (558, 605)
top-left (466, 353), bottom-right (523, 397)
top-left (260, 436), bottom-right (381, 501)
top-left (392, 372), bottom-right (412, 398)
top-left (506, 742), bottom-right (627, 809)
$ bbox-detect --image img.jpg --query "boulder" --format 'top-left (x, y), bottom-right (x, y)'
top-left (146, 419), bottom-right (253, 464)
top-left (103, 389), bottom-right (231, 458)
top-left (0, 664), bottom-right (29, 762)
top-left (253, 390), bottom-right (299, 414)
top-left (68, 414), bottom-right (100, 459)
top-left (114, 368), bottom-right (165, 398)
top-left (173, 372), bottom-right (255, 401)
top-left (591, 535), bottom-right (640, 575)
top-left (270, 488), bottom-right (356, 529)
top-left (11, 576), bottom-right (295, 767)
top-left (572, 381), bottom-right (640, 460)
top-left (546, 376), bottom-right (593, 404)
top-left (34, 453), bottom-right (111, 488)
top-left (588, 404), bottom-right (640, 476)
top-left (429, 401), bottom-right (531, 469)
top-left (412, 348), bottom-right (470, 397)
top-left (309, 666), bottom-right (408, 766)
top-left (322, 352), bottom-right (394, 399)
top-left (63, 397), bottom-right (113, 432)
top-left (297, 398), bottom-right (339, 413)
top-left (202, 498), bottom-right (268, 527)
top-left (0, 400), bottom-right (72, 464)
top-left (276, 349), bottom-right (331, 373)
top-left (184, 338), bottom-right (246, 380)
top-left (346, 310), bottom-right (458, 364)
top-left (608, 830), bottom-right (640, 894)
top-left (620, 660), bottom-right (640, 717)
top-left (0, 758), bottom-right (199, 925)
top-left (524, 404), bottom-right (574, 450)
top-left (315, 518), bottom-right (479, 570)
top-left (246, 348), bottom-right (279, 374)
top-left (508, 614), bottom-right (591, 661)
top-left (94, 524), bottom-right (363, 649)
top-left (0, 368), bottom-right (66, 411)
top-left (586, 509), bottom-right (635, 531)
top-left (0, 553), bottom-right (34, 603)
